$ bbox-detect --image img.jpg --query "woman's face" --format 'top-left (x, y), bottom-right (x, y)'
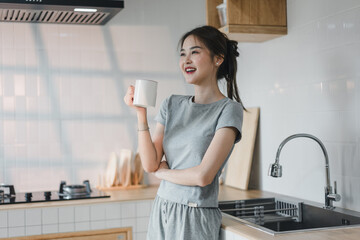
top-left (179, 35), bottom-right (220, 86)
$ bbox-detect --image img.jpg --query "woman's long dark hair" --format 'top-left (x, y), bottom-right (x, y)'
top-left (179, 25), bottom-right (245, 108)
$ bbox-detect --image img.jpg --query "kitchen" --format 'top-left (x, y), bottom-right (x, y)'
top-left (0, 0), bottom-right (359, 239)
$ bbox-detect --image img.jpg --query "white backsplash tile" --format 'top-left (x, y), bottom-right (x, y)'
top-left (121, 202), bottom-right (136, 219)
top-left (135, 232), bottom-right (147, 240)
top-left (105, 203), bottom-right (121, 220)
top-left (136, 201), bottom-right (152, 218)
top-left (58, 223), bottom-right (75, 233)
top-left (90, 204), bottom-right (106, 221)
top-left (121, 218), bottom-right (136, 233)
top-left (8, 209), bottom-right (25, 228)
top-left (106, 219), bottom-right (121, 229)
top-left (42, 207), bottom-right (58, 225)
top-left (0, 228), bottom-right (8, 238)
top-left (136, 217), bottom-right (149, 233)
top-left (75, 205), bottom-right (90, 222)
top-left (0, 211), bottom-right (7, 228)
top-left (75, 221), bottom-right (90, 232)
top-left (25, 208), bottom-right (41, 226)
top-left (59, 206), bottom-right (75, 224)
top-left (90, 220), bottom-right (106, 230)
top-left (25, 225), bottom-right (42, 236)
top-left (8, 226), bottom-right (25, 237)
top-left (42, 224), bottom-right (58, 234)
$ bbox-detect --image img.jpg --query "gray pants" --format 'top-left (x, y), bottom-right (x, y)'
top-left (146, 195), bottom-right (222, 240)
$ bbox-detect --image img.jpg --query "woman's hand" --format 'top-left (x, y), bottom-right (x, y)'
top-left (124, 85), bottom-right (146, 114)
top-left (154, 161), bottom-right (169, 179)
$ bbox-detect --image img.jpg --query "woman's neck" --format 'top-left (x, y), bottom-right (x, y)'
top-left (193, 84), bottom-right (225, 104)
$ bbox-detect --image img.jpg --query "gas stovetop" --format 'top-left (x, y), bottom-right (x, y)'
top-left (0, 180), bottom-right (110, 205)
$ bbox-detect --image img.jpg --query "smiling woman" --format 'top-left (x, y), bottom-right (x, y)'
top-left (124, 25), bottom-right (245, 240)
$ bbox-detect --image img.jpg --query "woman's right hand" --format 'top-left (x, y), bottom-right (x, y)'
top-left (124, 85), bottom-right (146, 113)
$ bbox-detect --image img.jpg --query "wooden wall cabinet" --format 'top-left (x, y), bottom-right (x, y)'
top-left (206, 0), bottom-right (287, 42)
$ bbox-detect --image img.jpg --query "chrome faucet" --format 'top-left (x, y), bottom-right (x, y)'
top-left (268, 133), bottom-right (341, 209)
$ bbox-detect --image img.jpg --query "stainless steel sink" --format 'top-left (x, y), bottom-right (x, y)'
top-left (219, 198), bottom-right (360, 235)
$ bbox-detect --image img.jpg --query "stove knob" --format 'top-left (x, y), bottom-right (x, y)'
top-left (25, 192), bottom-right (32, 202)
top-left (44, 191), bottom-right (52, 201)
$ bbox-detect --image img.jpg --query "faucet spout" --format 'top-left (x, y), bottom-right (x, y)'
top-left (268, 133), bottom-right (341, 209)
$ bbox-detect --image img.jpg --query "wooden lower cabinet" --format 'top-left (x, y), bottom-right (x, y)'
top-left (10, 228), bottom-right (132, 240)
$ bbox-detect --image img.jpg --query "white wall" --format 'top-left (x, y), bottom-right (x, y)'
top-left (0, 0), bottom-right (205, 192)
top-left (241, 0), bottom-right (360, 211)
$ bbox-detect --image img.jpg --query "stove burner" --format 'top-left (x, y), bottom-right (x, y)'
top-left (58, 180), bottom-right (92, 199)
top-left (0, 184), bottom-right (16, 200)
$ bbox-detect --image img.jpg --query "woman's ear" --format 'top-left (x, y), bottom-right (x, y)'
top-left (214, 55), bottom-right (224, 67)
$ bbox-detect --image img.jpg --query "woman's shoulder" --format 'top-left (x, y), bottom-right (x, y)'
top-left (223, 98), bottom-right (244, 111)
top-left (159, 95), bottom-right (191, 109)
top-left (167, 94), bottom-right (191, 103)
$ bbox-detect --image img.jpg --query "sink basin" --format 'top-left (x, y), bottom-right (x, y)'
top-left (219, 198), bottom-right (360, 235)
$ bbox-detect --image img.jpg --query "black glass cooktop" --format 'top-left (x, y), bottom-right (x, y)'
top-left (0, 190), bottom-right (110, 205)
top-left (0, 181), bottom-right (110, 205)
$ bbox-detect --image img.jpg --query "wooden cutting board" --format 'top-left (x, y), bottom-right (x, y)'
top-left (224, 107), bottom-right (260, 190)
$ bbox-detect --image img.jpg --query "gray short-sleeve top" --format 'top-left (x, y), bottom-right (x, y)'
top-left (155, 95), bottom-right (243, 208)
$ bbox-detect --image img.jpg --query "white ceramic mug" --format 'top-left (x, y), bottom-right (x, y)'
top-left (133, 79), bottom-right (158, 108)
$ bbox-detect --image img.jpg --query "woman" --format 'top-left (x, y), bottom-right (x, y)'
top-left (124, 25), bottom-right (244, 240)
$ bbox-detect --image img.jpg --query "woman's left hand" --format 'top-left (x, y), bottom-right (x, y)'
top-left (154, 161), bottom-right (169, 178)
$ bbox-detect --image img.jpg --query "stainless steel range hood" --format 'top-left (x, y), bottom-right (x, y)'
top-left (0, 0), bottom-right (124, 25)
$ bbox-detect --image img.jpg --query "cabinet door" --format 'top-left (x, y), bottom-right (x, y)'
top-left (228, 0), bottom-right (287, 26)
top-left (56, 232), bottom-right (127, 240)
top-left (19, 228), bottom-right (132, 240)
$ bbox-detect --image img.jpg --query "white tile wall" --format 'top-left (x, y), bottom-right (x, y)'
top-left (0, 211), bottom-right (7, 228)
top-left (8, 209), bottom-right (24, 227)
top-left (42, 207), bottom-right (58, 225)
top-left (25, 208), bottom-right (41, 226)
top-left (25, 225), bottom-right (42, 236)
top-left (0, 200), bottom-right (153, 239)
top-left (8, 227), bottom-right (25, 238)
top-left (239, 0), bottom-right (360, 211)
top-left (75, 205), bottom-right (90, 222)
top-left (58, 206), bottom-right (74, 223)
top-left (0, 0), bottom-right (204, 191)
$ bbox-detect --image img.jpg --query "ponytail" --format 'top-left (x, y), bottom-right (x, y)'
top-left (179, 25), bottom-right (245, 109)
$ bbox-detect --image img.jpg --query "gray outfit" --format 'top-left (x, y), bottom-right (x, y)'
top-left (147, 95), bottom-right (243, 240)
top-left (147, 195), bottom-right (222, 240)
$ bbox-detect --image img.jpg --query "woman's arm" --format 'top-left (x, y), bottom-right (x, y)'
top-left (137, 120), bottom-right (165, 172)
top-left (124, 86), bottom-right (164, 172)
top-left (154, 127), bottom-right (237, 187)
